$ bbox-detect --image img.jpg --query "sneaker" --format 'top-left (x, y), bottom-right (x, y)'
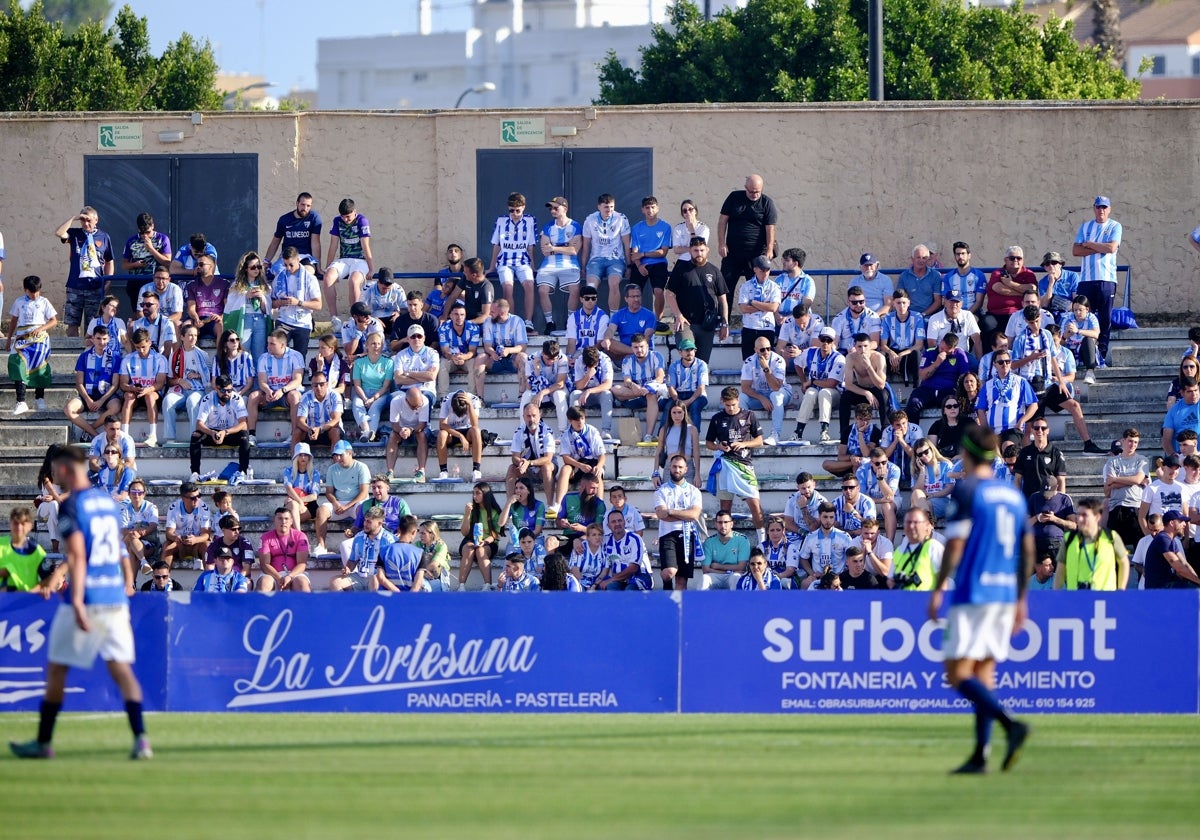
top-left (139, 561), bottom-right (153, 577)
top-left (247, 433), bottom-right (257, 447)
top-left (602, 430), bottom-right (615, 442)
top-left (951, 756), bottom-right (987, 775)
top-left (143, 433), bottom-right (157, 448)
top-left (1084, 370), bottom-right (1096, 385)
top-left (1002, 721), bottom-right (1030, 771)
top-left (1083, 440), bottom-right (1106, 454)
top-left (544, 319), bottom-right (557, 334)
top-left (642, 434), bottom-right (655, 444)
top-left (472, 469), bottom-right (483, 482)
top-left (330, 315), bottom-right (343, 333)
top-left (820, 429), bottom-right (832, 444)
top-left (524, 319), bottom-right (537, 334)
top-left (763, 435), bottom-right (778, 446)
top-left (794, 424), bottom-right (805, 440)
top-left (439, 470), bottom-right (450, 480)
top-left (11, 402), bottom-right (28, 416)
top-left (313, 544), bottom-right (329, 556)
top-left (190, 472), bottom-right (201, 483)
top-left (130, 735), bottom-right (153, 760)
top-left (383, 469), bottom-right (394, 482)
top-left (35, 398), bottom-right (47, 412)
top-left (9, 739), bottom-right (53, 759)
top-left (546, 506), bottom-right (558, 519)
top-left (413, 469), bottom-right (426, 483)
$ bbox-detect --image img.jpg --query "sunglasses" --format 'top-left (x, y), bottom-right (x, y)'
top-left (818, 336), bottom-right (834, 343)
top-left (581, 295), bottom-right (598, 301)
top-left (757, 347), bottom-right (771, 354)
top-left (842, 485), bottom-right (858, 490)
top-left (944, 403), bottom-right (959, 409)
top-left (104, 449), bottom-right (119, 455)
top-left (226, 337), bottom-right (240, 343)
top-left (153, 574), bottom-right (170, 580)
top-left (247, 264), bottom-right (262, 270)
top-left (1006, 256), bottom-right (1024, 262)
top-left (915, 449), bottom-right (930, 457)
top-left (849, 299), bottom-right (866, 306)
top-left (185, 495), bottom-right (200, 501)
top-left (871, 461), bottom-right (888, 466)
top-left (140, 303), bottom-right (157, 309)
top-left (994, 359), bottom-right (1011, 365)
top-left (1031, 426), bottom-right (1049, 432)
top-left (130, 489), bottom-right (145, 495)
top-left (682, 207), bottom-right (696, 213)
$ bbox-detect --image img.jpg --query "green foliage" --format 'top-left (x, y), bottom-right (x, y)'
top-left (597, 0), bottom-right (1139, 104)
top-left (0, 0), bottom-right (221, 111)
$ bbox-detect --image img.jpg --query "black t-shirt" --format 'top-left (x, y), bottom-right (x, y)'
top-left (389, 311), bottom-right (441, 352)
top-left (719, 190), bottom-right (778, 255)
top-left (927, 418), bottom-right (974, 459)
top-left (840, 569), bottom-right (881, 590)
top-left (705, 409), bottom-right (761, 467)
top-left (463, 278), bottom-right (496, 322)
top-left (667, 260), bottom-right (728, 324)
top-left (1015, 443), bottom-right (1067, 498)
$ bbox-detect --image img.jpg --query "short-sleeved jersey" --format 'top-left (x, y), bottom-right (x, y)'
top-left (797, 347), bottom-right (845, 387)
top-left (778, 272), bottom-right (817, 316)
top-left (525, 351), bottom-right (570, 393)
top-left (10, 295), bottom-right (57, 333)
top-left (1039, 268), bottom-right (1081, 302)
top-left (169, 345), bottom-right (211, 393)
top-left (1058, 311), bottom-right (1101, 352)
top-left (570, 541), bottom-right (608, 588)
top-left (378, 541), bottom-right (424, 586)
top-left (630, 219), bottom-right (673, 266)
top-left (573, 353), bottom-right (614, 389)
top-left (171, 243), bottom-right (219, 272)
top-left (831, 306), bottom-right (882, 351)
top-left (273, 209), bottom-right (323, 257)
top-left (438, 320), bottom-right (482, 356)
top-left (944, 475), bottom-right (1030, 605)
top-left (122, 231), bottom-right (171, 275)
top-left (438, 391), bottom-right (482, 431)
top-left (129, 313), bottom-right (178, 353)
top-left (297, 389), bottom-right (343, 428)
top-left (604, 531), bottom-right (652, 578)
top-left (941, 268), bottom-right (988, 309)
top-left (881, 311), bottom-right (926, 351)
top-left (834, 493), bottom-right (877, 533)
top-left (332, 213), bottom-right (370, 260)
top-left (360, 281), bottom-right (406, 320)
top-left (654, 479), bottom-right (702, 536)
top-left (511, 421), bottom-right (556, 460)
top-left (502, 571), bottom-right (541, 592)
top-left (394, 346), bottom-right (439, 384)
top-left (667, 357), bottom-right (709, 393)
top-left (353, 496), bottom-right (411, 533)
top-left (121, 499), bottom-right (159, 532)
top-left (896, 269), bottom-right (941, 313)
top-left (282, 465), bottom-right (321, 497)
top-left (184, 277), bottom-right (229, 320)
top-left (1074, 217), bottom-right (1122, 284)
top-left (566, 307), bottom-right (610, 352)
top-left (706, 409), bottom-right (761, 467)
top-left (581, 211), bottom-right (631, 259)
top-left (166, 498), bottom-right (212, 538)
top-left (258, 348), bottom-right (306, 391)
top-left (63, 227), bottom-right (115, 288)
top-left (491, 213), bottom-right (538, 267)
top-left (738, 569), bottom-right (783, 590)
top-left (121, 350), bottom-right (169, 389)
top-left (348, 530), bottom-right (396, 577)
top-left (194, 569), bottom-right (250, 593)
top-left (215, 350), bottom-right (256, 391)
top-left (609, 306), bottom-right (657, 345)
top-left (540, 219), bottom-right (583, 270)
top-left (622, 350), bottom-right (665, 386)
top-left (925, 310), bottom-right (981, 346)
top-left (196, 392), bottom-right (248, 431)
top-left (483, 315), bottom-right (528, 350)
top-left (975, 374), bottom-right (1038, 433)
top-left (798, 527), bottom-right (854, 575)
top-left (778, 314), bottom-right (825, 349)
top-left (562, 422), bottom-right (605, 461)
top-left (271, 267), bottom-right (321, 329)
top-left (740, 351), bottom-right (788, 393)
top-left (75, 347), bottom-right (121, 394)
top-left (758, 538), bottom-right (795, 575)
top-left (857, 462), bottom-right (901, 501)
top-left (737, 275), bottom-right (783, 331)
top-left (462, 278), bottom-right (496, 322)
top-left (137, 281), bottom-right (185, 318)
top-left (59, 488), bottom-right (127, 606)
top-left (1010, 326), bottom-right (1055, 381)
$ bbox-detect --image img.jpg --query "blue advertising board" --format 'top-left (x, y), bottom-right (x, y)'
top-left (680, 592), bottom-right (1200, 714)
top-left (0, 594), bottom-right (168, 712)
top-left (167, 592), bottom-right (680, 712)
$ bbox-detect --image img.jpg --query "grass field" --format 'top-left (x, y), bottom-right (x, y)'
top-left (1, 713), bottom-right (1195, 839)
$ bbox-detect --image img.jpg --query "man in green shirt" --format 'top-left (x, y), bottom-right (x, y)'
top-left (701, 510), bottom-right (750, 589)
top-left (0, 507), bottom-right (52, 592)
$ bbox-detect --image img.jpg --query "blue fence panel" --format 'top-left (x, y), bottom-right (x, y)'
top-left (680, 591), bottom-right (1198, 714)
top-left (167, 592), bottom-right (680, 713)
top-left (0, 594), bottom-right (168, 712)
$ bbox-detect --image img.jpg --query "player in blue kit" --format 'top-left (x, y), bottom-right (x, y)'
top-left (928, 424), bottom-right (1033, 774)
top-left (11, 445), bottom-right (151, 760)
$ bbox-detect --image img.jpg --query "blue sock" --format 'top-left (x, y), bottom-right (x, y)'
top-left (957, 678), bottom-right (1012, 732)
top-left (124, 701), bottom-right (145, 737)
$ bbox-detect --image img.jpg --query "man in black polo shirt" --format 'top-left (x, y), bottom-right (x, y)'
top-left (461, 257), bottom-right (495, 329)
top-left (665, 238), bottom-right (729, 363)
top-left (1014, 418), bottom-right (1067, 503)
top-left (716, 174), bottom-right (778, 314)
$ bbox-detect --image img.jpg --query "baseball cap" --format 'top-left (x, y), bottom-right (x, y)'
top-left (1094, 195), bottom-right (1111, 208)
top-left (377, 268), bottom-right (394, 285)
top-left (214, 546), bottom-right (235, 558)
top-left (332, 440), bottom-right (353, 455)
top-left (350, 302), bottom-right (371, 318)
top-left (859, 253), bottom-right (877, 266)
top-left (752, 255), bottom-right (772, 272)
top-left (1041, 251), bottom-right (1064, 266)
top-left (678, 337), bottom-right (697, 351)
top-left (293, 442), bottom-right (311, 458)
top-left (546, 196), bottom-right (568, 209)
top-left (1163, 454), bottom-right (1181, 468)
top-left (407, 324), bottom-right (425, 338)
top-left (944, 289), bottom-right (963, 302)
top-left (1042, 477), bottom-right (1057, 493)
top-left (1163, 509), bottom-right (1187, 524)
top-left (818, 326), bottom-right (837, 340)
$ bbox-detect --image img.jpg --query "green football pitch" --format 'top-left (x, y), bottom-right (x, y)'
top-left (1, 713), bottom-right (1195, 839)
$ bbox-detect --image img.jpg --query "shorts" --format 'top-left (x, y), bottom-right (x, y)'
top-left (342, 572), bottom-right (374, 591)
top-left (658, 530), bottom-right (698, 577)
top-left (318, 501), bottom-right (356, 522)
top-left (1039, 384), bottom-right (1071, 414)
top-left (48, 602), bottom-right (135, 669)
top-left (63, 285), bottom-right (104, 328)
top-left (715, 458), bottom-right (760, 501)
top-left (537, 266), bottom-right (581, 289)
top-left (942, 602), bottom-right (1017, 662)
top-left (488, 356), bottom-right (518, 375)
top-left (640, 262), bottom-right (669, 290)
top-left (496, 264), bottom-right (534, 286)
top-left (586, 256), bottom-right (626, 280)
top-left (565, 457), bottom-right (599, 483)
top-left (618, 396), bottom-right (649, 410)
top-left (327, 258), bottom-right (369, 281)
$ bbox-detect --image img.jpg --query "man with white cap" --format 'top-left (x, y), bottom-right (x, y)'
top-left (314, 439), bottom-right (369, 555)
top-left (794, 326), bottom-right (844, 443)
top-left (392, 322), bottom-right (439, 406)
top-left (1072, 196), bottom-right (1122, 364)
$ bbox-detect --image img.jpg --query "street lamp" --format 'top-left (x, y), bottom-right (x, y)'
top-left (454, 82), bottom-right (496, 109)
top-left (223, 81), bottom-right (274, 110)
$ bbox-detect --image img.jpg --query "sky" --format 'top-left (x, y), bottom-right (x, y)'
top-left (110, 0), bottom-right (474, 97)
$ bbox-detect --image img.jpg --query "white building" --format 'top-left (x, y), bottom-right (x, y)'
top-left (317, 0), bottom-right (744, 110)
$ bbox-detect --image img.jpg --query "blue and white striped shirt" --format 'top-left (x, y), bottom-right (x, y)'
top-left (976, 374), bottom-right (1038, 432)
top-left (573, 353), bottom-right (614, 389)
top-left (540, 219), bottom-right (582, 270)
top-left (438, 320), bottom-right (481, 355)
top-left (216, 351), bottom-right (257, 391)
top-left (257, 348), bottom-right (306, 391)
top-left (881, 311), bottom-right (926, 351)
top-left (491, 214), bottom-right (538, 267)
top-left (120, 350), bottom-right (168, 389)
top-left (667, 358), bottom-right (709, 393)
top-left (566, 307), bottom-right (610, 351)
top-left (622, 350), bottom-right (665, 386)
top-left (484, 315), bottom-right (528, 350)
top-left (298, 389), bottom-right (344, 428)
top-left (1073, 218), bottom-right (1122, 284)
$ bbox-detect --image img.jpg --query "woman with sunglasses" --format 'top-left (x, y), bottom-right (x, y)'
top-left (213, 329), bottom-right (257, 398)
top-left (927, 393), bottom-right (974, 460)
top-left (1166, 356), bottom-right (1200, 410)
top-left (93, 444), bottom-right (135, 505)
top-left (121, 478), bottom-right (160, 575)
top-left (910, 437), bottom-right (956, 521)
top-left (671, 199), bottom-right (709, 263)
top-left (226, 251), bottom-right (273, 360)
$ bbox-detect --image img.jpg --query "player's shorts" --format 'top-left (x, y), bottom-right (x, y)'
top-left (537, 265), bottom-right (581, 289)
top-left (641, 262), bottom-right (669, 290)
top-left (327, 258), bottom-right (370, 281)
top-left (586, 256), bottom-right (626, 280)
top-left (496, 264), bottom-right (534, 286)
top-left (942, 602), bottom-right (1017, 663)
top-left (715, 457), bottom-right (760, 501)
top-left (48, 602), bottom-right (135, 669)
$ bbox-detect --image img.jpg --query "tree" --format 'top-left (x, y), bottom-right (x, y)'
top-left (0, 0), bottom-right (221, 111)
top-left (41, 0), bottom-right (112, 35)
top-left (596, 0), bottom-right (1139, 105)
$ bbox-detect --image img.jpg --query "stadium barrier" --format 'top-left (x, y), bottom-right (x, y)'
top-left (0, 591), bottom-right (1194, 714)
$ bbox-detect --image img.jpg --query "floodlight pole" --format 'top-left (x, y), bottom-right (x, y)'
top-left (869, 0), bottom-right (884, 102)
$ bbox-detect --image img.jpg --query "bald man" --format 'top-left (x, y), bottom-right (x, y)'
top-left (717, 174), bottom-right (779, 317)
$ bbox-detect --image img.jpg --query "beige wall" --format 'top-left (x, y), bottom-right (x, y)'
top-left (1, 101), bottom-right (1197, 315)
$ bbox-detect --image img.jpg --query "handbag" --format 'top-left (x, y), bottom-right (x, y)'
top-left (1111, 276), bottom-right (1138, 330)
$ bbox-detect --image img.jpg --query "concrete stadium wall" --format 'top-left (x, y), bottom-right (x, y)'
top-left (0, 101), bottom-right (1197, 314)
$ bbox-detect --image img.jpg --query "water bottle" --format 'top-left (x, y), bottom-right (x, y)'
top-left (473, 522), bottom-right (483, 545)
top-left (452, 464), bottom-right (461, 479)
top-left (500, 390), bottom-right (509, 404)
top-left (246, 467), bottom-right (254, 481)
top-left (274, 428), bottom-right (282, 442)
